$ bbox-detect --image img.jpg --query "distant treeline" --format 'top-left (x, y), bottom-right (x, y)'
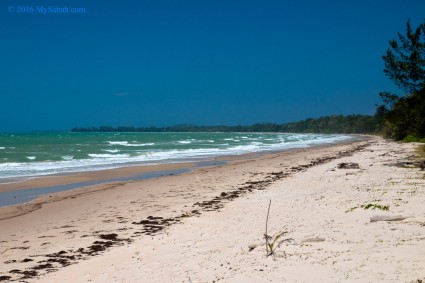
top-left (71, 114), bottom-right (380, 134)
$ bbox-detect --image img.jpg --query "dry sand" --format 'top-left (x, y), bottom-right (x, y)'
top-left (1, 137), bottom-right (425, 282)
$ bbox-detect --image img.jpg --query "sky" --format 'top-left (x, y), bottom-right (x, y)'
top-left (1, 0), bottom-right (424, 131)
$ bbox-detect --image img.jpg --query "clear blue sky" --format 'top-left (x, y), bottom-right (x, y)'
top-left (1, 0), bottom-right (424, 131)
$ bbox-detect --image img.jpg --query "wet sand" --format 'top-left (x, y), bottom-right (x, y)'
top-left (0, 162), bottom-right (199, 192)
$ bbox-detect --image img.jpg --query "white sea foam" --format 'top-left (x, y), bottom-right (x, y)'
top-left (134, 143), bottom-right (155, 146)
top-left (26, 156), bottom-right (36, 160)
top-left (178, 141), bottom-right (191, 144)
top-left (0, 147), bottom-right (5, 149)
top-left (104, 149), bottom-right (120, 153)
top-left (88, 153), bottom-right (130, 158)
top-left (108, 141), bottom-right (154, 147)
top-left (61, 155), bottom-right (74, 160)
top-left (108, 141), bottom-right (129, 146)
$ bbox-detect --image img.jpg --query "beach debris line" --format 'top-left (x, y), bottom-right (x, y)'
top-left (132, 213), bottom-right (200, 236)
top-left (78, 233), bottom-right (131, 256)
top-left (1, 233), bottom-right (132, 282)
top-left (131, 142), bottom-right (372, 237)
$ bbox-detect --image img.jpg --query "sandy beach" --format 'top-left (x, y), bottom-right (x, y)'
top-left (1, 137), bottom-right (425, 282)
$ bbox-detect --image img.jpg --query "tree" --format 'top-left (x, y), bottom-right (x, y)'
top-left (379, 19), bottom-right (425, 139)
top-left (383, 19), bottom-right (425, 93)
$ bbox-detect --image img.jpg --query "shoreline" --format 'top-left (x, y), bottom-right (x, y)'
top-left (0, 132), bottom-right (355, 186)
top-left (3, 136), bottom-right (423, 282)
top-left (0, 135), bottom-right (367, 207)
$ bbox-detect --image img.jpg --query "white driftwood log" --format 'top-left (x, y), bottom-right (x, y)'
top-left (370, 215), bottom-right (408, 222)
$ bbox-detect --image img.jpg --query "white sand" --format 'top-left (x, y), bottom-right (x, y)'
top-left (1, 138), bottom-right (424, 282)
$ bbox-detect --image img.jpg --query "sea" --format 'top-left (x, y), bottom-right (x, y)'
top-left (0, 132), bottom-right (355, 181)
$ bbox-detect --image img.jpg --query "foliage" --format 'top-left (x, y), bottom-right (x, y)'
top-left (361, 203), bottom-right (390, 211)
top-left (381, 89), bottom-right (425, 139)
top-left (383, 20), bottom-right (425, 93)
top-left (346, 203), bottom-right (390, 213)
top-left (264, 232), bottom-right (292, 257)
top-left (379, 19), bottom-right (425, 140)
top-left (279, 114), bottom-right (378, 134)
top-left (403, 135), bottom-right (425, 143)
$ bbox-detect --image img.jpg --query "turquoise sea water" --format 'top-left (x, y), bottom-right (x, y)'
top-left (0, 132), bottom-right (354, 180)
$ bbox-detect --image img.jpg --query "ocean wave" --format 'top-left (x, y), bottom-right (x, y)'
top-left (108, 141), bottom-right (129, 146)
top-left (103, 149), bottom-right (120, 153)
top-left (108, 141), bottom-right (155, 147)
top-left (88, 153), bottom-right (130, 158)
top-left (61, 155), bottom-right (74, 160)
top-left (26, 156), bottom-right (36, 160)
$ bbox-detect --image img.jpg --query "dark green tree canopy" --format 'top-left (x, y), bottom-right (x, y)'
top-left (383, 19), bottom-right (425, 93)
top-left (379, 19), bottom-right (425, 140)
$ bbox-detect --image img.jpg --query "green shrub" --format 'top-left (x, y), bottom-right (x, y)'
top-left (403, 135), bottom-right (425, 143)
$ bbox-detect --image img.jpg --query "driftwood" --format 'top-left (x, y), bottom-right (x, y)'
top-left (301, 236), bottom-right (325, 243)
top-left (370, 215), bottom-right (408, 222)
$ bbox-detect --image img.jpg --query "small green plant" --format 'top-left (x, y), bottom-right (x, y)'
top-left (346, 203), bottom-right (390, 213)
top-left (403, 135), bottom-right (425, 143)
top-left (265, 232), bottom-right (290, 256)
top-left (361, 203), bottom-right (390, 211)
top-left (264, 200), bottom-right (293, 258)
top-left (345, 206), bottom-right (358, 213)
